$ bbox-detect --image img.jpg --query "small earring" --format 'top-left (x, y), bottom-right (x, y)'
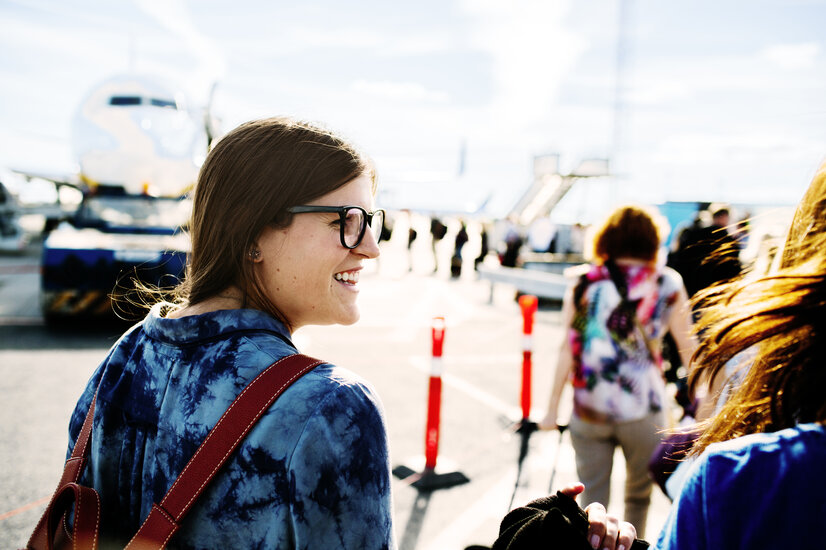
top-left (249, 249), bottom-right (261, 261)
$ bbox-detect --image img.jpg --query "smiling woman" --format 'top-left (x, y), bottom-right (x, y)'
top-left (51, 118), bottom-right (394, 549)
top-left (252, 174), bottom-right (382, 329)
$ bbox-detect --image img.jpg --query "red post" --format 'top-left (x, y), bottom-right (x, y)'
top-left (391, 315), bottom-right (467, 489)
top-left (424, 316), bottom-right (446, 470)
top-left (519, 295), bottom-right (538, 420)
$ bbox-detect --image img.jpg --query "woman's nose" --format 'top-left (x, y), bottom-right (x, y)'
top-left (355, 226), bottom-right (381, 258)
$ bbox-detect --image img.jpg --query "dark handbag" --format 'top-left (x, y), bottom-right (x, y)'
top-left (603, 261), bottom-right (660, 362)
top-left (647, 426), bottom-right (699, 497)
top-left (25, 353), bottom-right (323, 550)
top-left (463, 491), bottom-right (650, 550)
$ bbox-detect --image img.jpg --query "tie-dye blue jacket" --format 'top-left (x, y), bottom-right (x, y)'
top-left (67, 305), bottom-right (395, 549)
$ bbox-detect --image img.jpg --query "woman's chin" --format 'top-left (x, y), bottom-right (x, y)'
top-left (336, 309), bottom-right (361, 326)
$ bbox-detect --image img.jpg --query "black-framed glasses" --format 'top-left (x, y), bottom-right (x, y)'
top-left (287, 205), bottom-right (385, 249)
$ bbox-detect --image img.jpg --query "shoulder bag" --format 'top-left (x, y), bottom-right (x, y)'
top-left (25, 353), bottom-right (323, 550)
top-left (603, 260), bottom-right (660, 364)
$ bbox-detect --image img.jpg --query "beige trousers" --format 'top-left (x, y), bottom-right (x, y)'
top-left (568, 408), bottom-right (666, 538)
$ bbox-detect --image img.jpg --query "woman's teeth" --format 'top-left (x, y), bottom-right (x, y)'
top-left (334, 271), bottom-right (359, 284)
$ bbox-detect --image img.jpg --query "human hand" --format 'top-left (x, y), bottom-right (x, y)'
top-left (559, 483), bottom-right (637, 550)
top-left (583, 501), bottom-right (637, 550)
top-left (537, 410), bottom-right (558, 431)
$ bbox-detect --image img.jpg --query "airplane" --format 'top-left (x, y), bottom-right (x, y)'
top-left (376, 137), bottom-right (499, 220)
top-left (71, 74), bottom-right (218, 195)
top-left (15, 73), bottom-right (219, 194)
top-left (11, 73), bottom-right (220, 322)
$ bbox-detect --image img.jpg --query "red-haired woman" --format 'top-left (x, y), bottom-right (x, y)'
top-left (539, 205), bottom-right (696, 538)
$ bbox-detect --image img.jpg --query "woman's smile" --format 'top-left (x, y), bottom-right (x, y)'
top-left (334, 268), bottom-right (361, 286)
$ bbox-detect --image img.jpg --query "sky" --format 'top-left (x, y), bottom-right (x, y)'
top-left (2, 0), bottom-right (826, 223)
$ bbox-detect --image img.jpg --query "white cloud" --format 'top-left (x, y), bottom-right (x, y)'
top-left (621, 44), bottom-right (824, 121)
top-left (761, 42), bottom-right (820, 70)
top-left (351, 80), bottom-right (450, 102)
top-left (460, 0), bottom-right (588, 136)
top-left (655, 131), bottom-right (808, 161)
top-left (621, 128), bottom-right (826, 205)
top-left (132, 0), bottom-right (227, 102)
top-left (376, 34), bottom-right (457, 57)
top-left (627, 79), bottom-right (693, 105)
top-left (0, 130), bottom-right (75, 174)
top-left (289, 27), bottom-right (384, 49)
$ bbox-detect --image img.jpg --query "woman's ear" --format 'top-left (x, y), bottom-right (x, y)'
top-left (248, 247), bottom-right (262, 262)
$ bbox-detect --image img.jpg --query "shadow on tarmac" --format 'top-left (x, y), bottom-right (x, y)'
top-left (0, 319), bottom-right (128, 350)
top-left (398, 491), bottom-right (433, 550)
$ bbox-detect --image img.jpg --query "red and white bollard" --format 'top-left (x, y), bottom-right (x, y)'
top-left (508, 296), bottom-right (540, 509)
top-left (391, 316), bottom-right (469, 491)
top-left (518, 295), bottom-right (538, 421)
top-left (424, 316), bottom-right (446, 470)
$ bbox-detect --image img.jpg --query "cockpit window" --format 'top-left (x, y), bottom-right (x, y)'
top-left (109, 96), bottom-right (142, 106)
top-left (108, 96), bottom-right (178, 109)
top-left (150, 98), bottom-right (177, 109)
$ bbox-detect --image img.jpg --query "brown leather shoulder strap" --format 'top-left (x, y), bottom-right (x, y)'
top-left (27, 385), bottom-right (100, 549)
top-left (125, 353), bottom-right (323, 550)
top-left (61, 391), bottom-right (98, 483)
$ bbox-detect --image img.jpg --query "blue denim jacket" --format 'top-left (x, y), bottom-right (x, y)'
top-left (68, 305), bottom-right (395, 549)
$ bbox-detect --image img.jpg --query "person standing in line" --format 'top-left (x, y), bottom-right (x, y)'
top-left (430, 216), bottom-right (447, 273)
top-left (501, 217), bottom-right (524, 268)
top-left (474, 222), bottom-right (490, 270)
top-left (668, 205), bottom-right (742, 299)
top-left (61, 118), bottom-right (394, 549)
top-left (451, 220), bottom-right (469, 278)
top-left (406, 211), bottom-right (418, 272)
top-left (538, 205), bottom-right (696, 538)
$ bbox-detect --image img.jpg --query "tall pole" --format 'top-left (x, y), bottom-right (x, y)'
top-left (610, 0), bottom-right (631, 208)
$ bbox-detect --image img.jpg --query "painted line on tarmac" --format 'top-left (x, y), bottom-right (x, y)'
top-left (0, 495), bottom-right (50, 522)
top-left (408, 355), bottom-right (522, 419)
top-left (424, 430), bottom-right (577, 550)
top-left (422, 466), bottom-right (517, 550)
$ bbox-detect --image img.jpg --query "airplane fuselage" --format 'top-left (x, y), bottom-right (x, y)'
top-left (71, 75), bottom-right (208, 197)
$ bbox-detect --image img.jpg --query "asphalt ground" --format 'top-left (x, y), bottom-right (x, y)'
top-left (0, 215), bottom-right (672, 549)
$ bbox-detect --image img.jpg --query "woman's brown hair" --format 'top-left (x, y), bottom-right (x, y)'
top-left (589, 204), bottom-right (664, 263)
top-left (689, 162), bottom-right (826, 454)
top-left (176, 117), bottom-right (375, 328)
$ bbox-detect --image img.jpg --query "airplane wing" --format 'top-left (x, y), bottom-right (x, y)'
top-left (10, 168), bottom-right (81, 189)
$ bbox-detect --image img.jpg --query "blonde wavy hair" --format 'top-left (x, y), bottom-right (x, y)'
top-left (689, 161), bottom-right (826, 454)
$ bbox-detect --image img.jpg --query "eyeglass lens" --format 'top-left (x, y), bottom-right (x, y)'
top-left (342, 208), bottom-right (384, 247)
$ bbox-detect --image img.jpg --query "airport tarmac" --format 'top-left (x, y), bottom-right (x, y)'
top-left (0, 215), bottom-right (673, 549)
